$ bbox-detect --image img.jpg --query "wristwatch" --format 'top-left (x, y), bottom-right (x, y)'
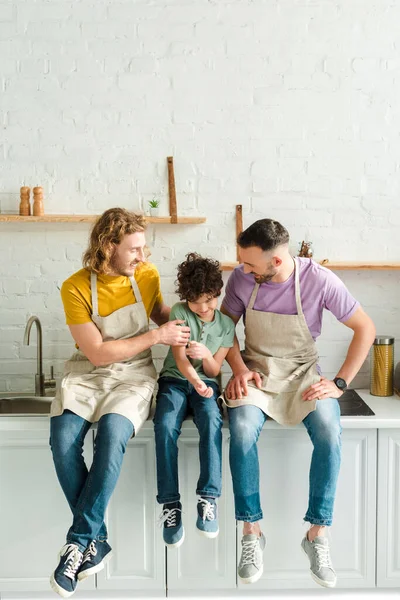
top-left (333, 377), bottom-right (347, 391)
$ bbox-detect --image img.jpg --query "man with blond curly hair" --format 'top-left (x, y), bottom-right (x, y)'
top-left (49, 208), bottom-right (190, 598)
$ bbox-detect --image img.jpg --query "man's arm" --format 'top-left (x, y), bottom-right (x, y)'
top-left (220, 306), bottom-right (242, 368)
top-left (303, 306), bottom-right (376, 401)
top-left (335, 306), bottom-right (376, 383)
top-left (69, 319), bottom-right (190, 367)
top-left (150, 300), bottom-right (170, 326)
top-left (220, 305), bottom-right (262, 398)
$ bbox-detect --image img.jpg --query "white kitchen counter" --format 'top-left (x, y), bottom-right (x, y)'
top-left (1, 389), bottom-right (400, 594)
top-left (0, 389), bottom-right (399, 430)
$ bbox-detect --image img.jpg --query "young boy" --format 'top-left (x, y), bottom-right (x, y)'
top-left (154, 253), bottom-right (235, 547)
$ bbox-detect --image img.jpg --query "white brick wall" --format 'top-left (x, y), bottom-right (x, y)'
top-left (0, 0), bottom-right (399, 393)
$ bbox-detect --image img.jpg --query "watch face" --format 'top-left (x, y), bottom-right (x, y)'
top-left (335, 378), bottom-right (347, 390)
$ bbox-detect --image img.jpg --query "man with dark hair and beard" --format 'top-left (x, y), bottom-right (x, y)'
top-left (49, 208), bottom-right (190, 598)
top-left (220, 218), bottom-right (375, 588)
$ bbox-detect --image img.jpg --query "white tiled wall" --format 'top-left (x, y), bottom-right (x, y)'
top-left (0, 0), bottom-right (399, 393)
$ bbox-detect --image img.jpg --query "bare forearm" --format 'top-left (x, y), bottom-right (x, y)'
top-left (202, 356), bottom-right (221, 378)
top-left (337, 325), bottom-right (376, 384)
top-left (225, 337), bottom-right (247, 375)
top-left (176, 358), bottom-right (202, 386)
top-left (88, 329), bottom-right (159, 366)
top-left (151, 305), bottom-right (170, 326)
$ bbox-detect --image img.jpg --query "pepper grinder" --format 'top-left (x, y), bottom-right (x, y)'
top-left (19, 186), bottom-right (31, 216)
top-left (32, 186), bottom-right (44, 216)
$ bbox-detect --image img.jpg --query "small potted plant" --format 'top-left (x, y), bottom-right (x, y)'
top-left (148, 198), bottom-right (160, 217)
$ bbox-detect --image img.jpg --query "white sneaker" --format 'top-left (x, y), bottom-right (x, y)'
top-left (238, 533), bottom-right (266, 584)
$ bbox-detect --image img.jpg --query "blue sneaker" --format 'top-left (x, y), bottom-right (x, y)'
top-left (158, 501), bottom-right (185, 547)
top-left (196, 497), bottom-right (219, 538)
top-left (50, 543), bottom-right (83, 598)
top-left (78, 540), bottom-right (113, 581)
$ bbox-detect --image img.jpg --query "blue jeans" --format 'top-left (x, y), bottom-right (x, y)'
top-left (228, 398), bottom-right (342, 526)
top-left (154, 377), bottom-right (223, 503)
top-left (50, 410), bottom-right (134, 551)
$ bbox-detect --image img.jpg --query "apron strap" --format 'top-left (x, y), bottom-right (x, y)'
top-left (247, 258), bottom-right (303, 315)
top-left (248, 282), bottom-right (260, 310)
top-left (90, 272), bottom-right (99, 317)
top-left (294, 257), bottom-right (304, 316)
top-left (129, 274), bottom-right (143, 303)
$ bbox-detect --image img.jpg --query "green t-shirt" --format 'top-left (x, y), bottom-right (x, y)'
top-left (159, 302), bottom-right (235, 383)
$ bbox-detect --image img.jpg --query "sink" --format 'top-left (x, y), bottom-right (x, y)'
top-left (0, 395), bottom-right (53, 415)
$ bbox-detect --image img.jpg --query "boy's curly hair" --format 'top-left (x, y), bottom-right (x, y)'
top-left (175, 253), bottom-right (223, 302)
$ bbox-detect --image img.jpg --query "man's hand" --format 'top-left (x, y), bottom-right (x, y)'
top-left (225, 369), bottom-right (262, 400)
top-left (194, 380), bottom-right (214, 398)
top-left (156, 320), bottom-right (191, 346)
top-left (185, 341), bottom-right (213, 361)
top-left (302, 376), bottom-right (344, 401)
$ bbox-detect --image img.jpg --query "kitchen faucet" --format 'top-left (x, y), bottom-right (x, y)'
top-left (23, 316), bottom-right (56, 396)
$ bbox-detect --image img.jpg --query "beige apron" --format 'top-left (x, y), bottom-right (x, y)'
top-left (223, 258), bottom-right (320, 426)
top-left (51, 272), bottom-right (157, 433)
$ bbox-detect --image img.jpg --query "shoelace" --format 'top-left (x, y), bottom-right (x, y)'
top-left (60, 544), bottom-right (83, 580)
top-left (314, 543), bottom-right (333, 570)
top-left (158, 507), bottom-right (182, 529)
top-left (82, 540), bottom-right (97, 564)
top-left (241, 539), bottom-right (259, 566)
top-left (198, 498), bottom-right (215, 522)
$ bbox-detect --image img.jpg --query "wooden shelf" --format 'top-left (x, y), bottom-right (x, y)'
top-left (0, 214), bottom-right (206, 224)
top-left (221, 261), bottom-right (400, 271)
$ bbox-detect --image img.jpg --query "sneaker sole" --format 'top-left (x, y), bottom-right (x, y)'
top-left (165, 527), bottom-right (185, 548)
top-left (301, 544), bottom-right (337, 588)
top-left (77, 551), bottom-right (113, 581)
top-left (49, 573), bottom-right (75, 598)
top-left (196, 527), bottom-right (219, 539)
top-left (238, 564), bottom-right (264, 584)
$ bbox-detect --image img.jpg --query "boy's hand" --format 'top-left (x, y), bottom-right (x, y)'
top-left (194, 380), bottom-right (214, 398)
top-left (186, 341), bottom-right (213, 361)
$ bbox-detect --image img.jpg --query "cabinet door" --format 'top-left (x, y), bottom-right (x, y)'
top-left (96, 428), bottom-right (165, 591)
top-left (238, 427), bottom-right (377, 590)
top-left (377, 429), bottom-right (400, 587)
top-left (166, 426), bottom-right (237, 591)
top-left (0, 427), bottom-right (95, 593)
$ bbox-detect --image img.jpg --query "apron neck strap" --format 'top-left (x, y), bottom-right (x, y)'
top-left (129, 274), bottom-right (143, 303)
top-left (90, 272), bottom-right (99, 317)
top-left (247, 258), bottom-right (303, 315)
top-left (293, 257), bottom-right (304, 316)
top-left (248, 282), bottom-right (260, 310)
top-left (90, 271), bottom-right (143, 316)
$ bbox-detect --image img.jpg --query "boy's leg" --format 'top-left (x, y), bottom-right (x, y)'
top-left (189, 381), bottom-right (223, 499)
top-left (153, 377), bottom-right (189, 504)
top-left (154, 377), bottom-right (189, 547)
top-left (189, 381), bottom-right (223, 538)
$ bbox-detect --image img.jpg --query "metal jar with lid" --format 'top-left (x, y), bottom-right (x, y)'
top-left (370, 336), bottom-right (394, 396)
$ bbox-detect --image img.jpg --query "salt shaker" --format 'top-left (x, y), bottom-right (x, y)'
top-left (19, 186), bottom-right (31, 216)
top-left (32, 186), bottom-right (44, 216)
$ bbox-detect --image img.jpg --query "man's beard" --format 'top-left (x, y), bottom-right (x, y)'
top-left (253, 268), bottom-right (277, 284)
top-left (110, 255), bottom-right (139, 276)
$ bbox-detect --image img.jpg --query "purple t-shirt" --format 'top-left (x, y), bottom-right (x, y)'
top-left (221, 258), bottom-right (360, 341)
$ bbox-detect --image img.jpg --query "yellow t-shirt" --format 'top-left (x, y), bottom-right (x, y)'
top-left (61, 263), bottom-right (163, 325)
